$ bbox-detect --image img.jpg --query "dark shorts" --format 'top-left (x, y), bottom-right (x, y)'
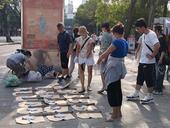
top-left (107, 80), bottom-right (122, 107)
top-left (60, 52), bottom-right (69, 69)
top-left (137, 63), bottom-right (156, 87)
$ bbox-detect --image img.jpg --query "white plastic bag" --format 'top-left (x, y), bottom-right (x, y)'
top-left (44, 70), bottom-right (56, 79)
top-left (27, 71), bottom-right (42, 82)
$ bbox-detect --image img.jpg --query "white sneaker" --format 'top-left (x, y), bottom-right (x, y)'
top-left (140, 95), bottom-right (154, 104)
top-left (126, 92), bottom-right (140, 101)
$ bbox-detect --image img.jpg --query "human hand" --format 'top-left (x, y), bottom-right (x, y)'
top-left (67, 51), bottom-right (72, 58)
top-left (146, 53), bottom-right (153, 60)
top-left (158, 59), bottom-right (162, 65)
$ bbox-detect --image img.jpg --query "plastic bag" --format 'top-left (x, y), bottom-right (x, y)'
top-left (27, 71), bottom-right (42, 82)
top-left (44, 70), bottom-right (56, 79)
top-left (4, 74), bottom-right (21, 87)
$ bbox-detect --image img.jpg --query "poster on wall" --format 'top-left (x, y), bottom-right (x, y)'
top-left (22, 0), bottom-right (64, 49)
top-left (22, 0), bottom-right (64, 68)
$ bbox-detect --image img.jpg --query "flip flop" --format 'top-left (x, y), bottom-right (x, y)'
top-left (14, 87), bottom-right (32, 92)
top-left (44, 106), bottom-right (69, 113)
top-left (55, 100), bottom-right (69, 106)
top-left (76, 112), bottom-right (103, 119)
top-left (18, 102), bottom-right (43, 108)
top-left (72, 105), bottom-right (97, 112)
top-left (47, 113), bottom-right (75, 122)
top-left (57, 89), bottom-right (78, 95)
top-left (63, 94), bottom-right (88, 99)
top-left (78, 99), bottom-right (98, 105)
top-left (17, 107), bottom-right (43, 115)
top-left (16, 115), bottom-right (45, 124)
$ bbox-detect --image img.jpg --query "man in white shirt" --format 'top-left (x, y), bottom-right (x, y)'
top-left (127, 18), bottom-right (160, 104)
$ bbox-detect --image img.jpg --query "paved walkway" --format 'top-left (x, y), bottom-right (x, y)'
top-left (0, 36), bottom-right (21, 46)
top-left (0, 45), bottom-right (170, 128)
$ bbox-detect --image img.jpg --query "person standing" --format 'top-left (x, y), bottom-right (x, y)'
top-left (98, 22), bottom-right (113, 93)
top-left (97, 22), bottom-right (128, 120)
top-left (57, 23), bottom-right (73, 82)
top-left (69, 27), bottom-right (80, 76)
top-left (127, 18), bottom-right (160, 104)
top-left (153, 25), bottom-right (167, 95)
top-left (76, 26), bottom-right (95, 93)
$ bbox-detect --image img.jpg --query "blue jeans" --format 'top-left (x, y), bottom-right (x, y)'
top-left (155, 64), bottom-right (166, 92)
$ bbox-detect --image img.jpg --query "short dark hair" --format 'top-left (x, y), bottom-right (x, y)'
top-left (24, 50), bottom-right (32, 57)
top-left (101, 22), bottom-right (110, 32)
top-left (16, 49), bottom-right (31, 57)
top-left (112, 22), bottom-right (124, 35)
top-left (154, 24), bottom-right (162, 33)
top-left (135, 18), bottom-right (147, 28)
top-left (73, 27), bottom-right (79, 34)
top-left (57, 22), bottom-right (64, 28)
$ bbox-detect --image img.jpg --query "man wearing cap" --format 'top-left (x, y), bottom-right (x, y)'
top-left (57, 23), bottom-right (73, 82)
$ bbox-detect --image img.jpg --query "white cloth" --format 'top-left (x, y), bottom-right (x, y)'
top-left (76, 36), bottom-right (95, 66)
top-left (27, 71), bottom-right (42, 82)
top-left (140, 30), bottom-right (159, 64)
top-left (78, 56), bottom-right (95, 66)
top-left (77, 36), bottom-right (94, 58)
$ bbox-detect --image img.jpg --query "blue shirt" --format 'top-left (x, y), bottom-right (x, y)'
top-left (111, 39), bottom-right (128, 58)
top-left (57, 31), bottom-right (73, 53)
top-left (8, 53), bottom-right (26, 64)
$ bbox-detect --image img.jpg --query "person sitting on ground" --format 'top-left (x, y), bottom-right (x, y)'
top-left (6, 49), bottom-right (32, 78)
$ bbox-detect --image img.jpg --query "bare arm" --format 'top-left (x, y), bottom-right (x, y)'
top-left (86, 42), bottom-right (93, 58)
top-left (158, 51), bottom-right (165, 64)
top-left (135, 43), bottom-right (141, 59)
top-left (67, 43), bottom-right (73, 57)
top-left (76, 43), bottom-right (80, 57)
top-left (146, 43), bottom-right (160, 60)
top-left (150, 43), bottom-right (160, 58)
top-left (25, 59), bottom-right (34, 70)
top-left (97, 44), bottom-right (116, 64)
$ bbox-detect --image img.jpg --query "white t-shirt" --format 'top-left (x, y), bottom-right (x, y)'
top-left (140, 30), bottom-right (159, 64)
top-left (77, 36), bottom-right (94, 58)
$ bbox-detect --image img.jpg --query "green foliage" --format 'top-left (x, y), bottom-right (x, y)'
top-left (0, 0), bottom-right (21, 38)
top-left (75, 0), bottom-right (170, 36)
top-left (74, 0), bottom-right (99, 33)
top-left (96, 0), bottom-right (130, 25)
top-left (0, 0), bottom-right (12, 9)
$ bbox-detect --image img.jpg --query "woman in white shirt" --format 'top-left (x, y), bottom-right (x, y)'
top-left (76, 26), bottom-right (95, 93)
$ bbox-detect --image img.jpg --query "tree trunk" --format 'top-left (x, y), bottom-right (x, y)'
top-left (147, 0), bottom-right (159, 27)
top-left (3, 5), bottom-right (13, 42)
top-left (124, 0), bottom-right (137, 39)
top-left (163, 0), bottom-right (168, 17)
